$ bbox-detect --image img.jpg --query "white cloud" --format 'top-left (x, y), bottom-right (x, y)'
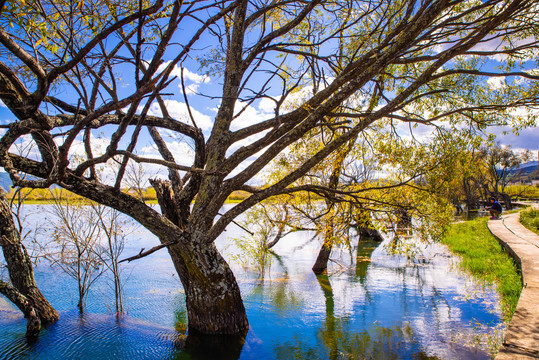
top-left (470, 34), bottom-right (539, 62)
top-left (182, 83), bottom-right (200, 96)
top-left (182, 68), bottom-right (210, 84)
top-left (8, 134), bottom-right (41, 162)
top-left (148, 100), bottom-right (214, 131)
top-left (231, 100), bottom-right (273, 131)
top-left (140, 137), bottom-right (195, 167)
top-left (156, 62), bottom-right (211, 96)
top-left (158, 62), bottom-right (210, 84)
top-left (490, 125), bottom-right (539, 151)
top-left (0, 100), bottom-right (6, 108)
top-left (487, 77), bottom-right (505, 90)
top-left (258, 97), bottom-right (278, 113)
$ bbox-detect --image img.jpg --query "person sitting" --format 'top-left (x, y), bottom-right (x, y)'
top-left (487, 197), bottom-right (503, 220)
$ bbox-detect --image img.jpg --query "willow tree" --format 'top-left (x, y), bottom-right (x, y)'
top-left (250, 125), bottom-right (470, 275)
top-left (0, 0), bottom-right (538, 336)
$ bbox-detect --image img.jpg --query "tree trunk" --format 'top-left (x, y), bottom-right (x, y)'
top-left (356, 224), bottom-right (383, 242)
top-left (499, 192), bottom-right (513, 210)
top-left (77, 296), bottom-right (84, 314)
top-left (0, 280), bottom-right (41, 338)
top-left (0, 191), bottom-right (59, 337)
top-left (166, 239), bottom-right (249, 335)
top-left (312, 230), bottom-right (333, 275)
top-left (151, 179), bottom-right (248, 335)
top-left (395, 208), bottom-right (412, 228)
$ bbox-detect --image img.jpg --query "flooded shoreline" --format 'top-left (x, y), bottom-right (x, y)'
top-left (0, 205), bottom-right (504, 359)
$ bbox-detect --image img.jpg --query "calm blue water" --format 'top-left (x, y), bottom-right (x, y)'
top-left (0, 205), bottom-right (503, 359)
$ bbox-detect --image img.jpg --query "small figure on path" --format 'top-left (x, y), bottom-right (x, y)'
top-left (487, 197), bottom-right (503, 220)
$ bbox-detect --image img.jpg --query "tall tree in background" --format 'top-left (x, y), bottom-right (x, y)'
top-left (481, 144), bottom-right (530, 209)
top-left (0, 0), bottom-right (538, 336)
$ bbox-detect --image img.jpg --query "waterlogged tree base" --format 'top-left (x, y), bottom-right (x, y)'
top-left (183, 328), bottom-right (247, 360)
top-left (0, 280), bottom-right (41, 339)
top-left (187, 309), bottom-right (250, 335)
top-left (312, 245), bottom-right (332, 275)
top-left (167, 241), bottom-right (249, 335)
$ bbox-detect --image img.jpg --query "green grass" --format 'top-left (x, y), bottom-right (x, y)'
top-left (441, 217), bottom-right (522, 321)
top-left (520, 208), bottom-right (539, 235)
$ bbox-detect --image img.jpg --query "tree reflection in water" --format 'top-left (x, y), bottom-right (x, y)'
top-left (271, 272), bottom-right (439, 360)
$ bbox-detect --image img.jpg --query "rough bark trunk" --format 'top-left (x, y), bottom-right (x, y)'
top-left (166, 238), bottom-right (249, 335)
top-left (356, 224), bottom-right (383, 242)
top-left (463, 178), bottom-right (480, 210)
top-left (395, 208), bottom-right (412, 228)
top-left (499, 192), bottom-right (513, 210)
top-left (0, 191), bottom-right (59, 338)
top-left (0, 280), bottom-right (41, 338)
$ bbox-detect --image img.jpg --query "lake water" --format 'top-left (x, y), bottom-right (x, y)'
top-left (0, 205), bottom-right (504, 359)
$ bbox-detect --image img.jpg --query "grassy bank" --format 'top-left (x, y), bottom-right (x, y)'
top-left (441, 217), bottom-right (522, 321)
top-left (520, 207), bottom-right (539, 235)
top-left (6, 187), bottom-right (250, 204)
top-left (505, 184), bottom-right (539, 199)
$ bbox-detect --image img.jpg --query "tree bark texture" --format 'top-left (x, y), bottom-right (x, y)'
top-left (0, 280), bottom-right (42, 338)
top-left (167, 240), bottom-right (249, 335)
top-left (357, 225), bottom-right (384, 243)
top-left (0, 0), bottom-right (536, 339)
top-left (0, 192), bottom-right (59, 337)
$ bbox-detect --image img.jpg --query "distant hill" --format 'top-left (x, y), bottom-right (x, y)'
top-left (509, 161), bottom-right (538, 175)
top-left (0, 171), bottom-right (12, 191)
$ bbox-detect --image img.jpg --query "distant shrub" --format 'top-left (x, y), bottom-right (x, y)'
top-left (505, 185), bottom-right (539, 199)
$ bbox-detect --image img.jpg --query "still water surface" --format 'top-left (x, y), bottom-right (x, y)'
top-left (0, 205), bottom-right (503, 359)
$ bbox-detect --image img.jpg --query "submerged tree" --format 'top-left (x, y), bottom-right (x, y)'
top-left (47, 191), bottom-right (106, 313)
top-left (95, 204), bottom-right (127, 315)
top-left (0, 189), bottom-right (58, 338)
top-left (0, 0), bottom-right (538, 336)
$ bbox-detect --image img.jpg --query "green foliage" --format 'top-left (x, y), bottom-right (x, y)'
top-left (441, 218), bottom-right (522, 320)
top-left (519, 208), bottom-right (539, 235)
top-left (228, 207), bottom-right (276, 278)
top-left (227, 191), bottom-right (250, 202)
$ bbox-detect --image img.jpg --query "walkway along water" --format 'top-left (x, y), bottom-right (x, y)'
top-left (488, 204), bottom-right (539, 360)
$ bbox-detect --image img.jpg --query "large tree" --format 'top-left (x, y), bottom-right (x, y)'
top-left (0, 0), bottom-right (538, 336)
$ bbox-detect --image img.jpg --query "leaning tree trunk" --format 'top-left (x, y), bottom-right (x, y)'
top-left (312, 222), bottom-right (335, 275)
top-left (0, 191), bottom-right (59, 338)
